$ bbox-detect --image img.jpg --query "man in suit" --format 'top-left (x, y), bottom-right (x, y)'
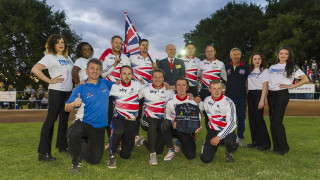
top-left (158, 44), bottom-right (186, 89)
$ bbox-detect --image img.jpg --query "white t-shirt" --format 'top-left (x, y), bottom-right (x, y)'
top-left (74, 57), bottom-right (89, 81)
top-left (248, 68), bottom-right (269, 90)
top-left (38, 54), bottom-right (73, 91)
top-left (268, 63), bottom-right (304, 91)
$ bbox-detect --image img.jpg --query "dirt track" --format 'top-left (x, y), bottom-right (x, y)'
top-left (0, 100), bottom-right (319, 123)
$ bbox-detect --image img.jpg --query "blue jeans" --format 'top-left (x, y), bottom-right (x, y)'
top-left (230, 98), bottom-right (247, 139)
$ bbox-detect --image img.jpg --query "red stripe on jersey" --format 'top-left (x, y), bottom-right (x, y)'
top-left (133, 69), bottom-right (151, 80)
top-left (145, 104), bottom-right (164, 113)
top-left (211, 115), bottom-right (227, 118)
top-left (123, 94), bottom-right (138, 102)
top-left (116, 102), bottom-right (139, 110)
top-left (186, 73), bottom-right (198, 81)
top-left (186, 69), bottom-right (197, 72)
top-left (110, 71), bottom-right (120, 79)
top-left (205, 70), bottom-right (221, 73)
top-left (117, 109), bottom-right (131, 119)
top-left (137, 67), bottom-right (153, 70)
top-left (210, 119), bottom-right (227, 127)
top-left (203, 80), bottom-right (210, 87)
top-left (152, 101), bottom-right (165, 106)
top-left (210, 123), bottom-right (215, 130)
top-left (145, 110), bottom-right (151, 117)
top-left (202, 74), bottom-right (220, 80)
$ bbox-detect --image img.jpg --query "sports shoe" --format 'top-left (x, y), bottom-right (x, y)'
top-left (70, 163), bottom-right (81, 174)
top-left (174, 139), bottom-right (180, 152)
top-left (135, 135), bottom-right (140, 146)
top-left (226, 152), bottom-right (234, 163)
top-left (38, 153), bottom-right (56, 161)
top-left (164, 149), bottom-right (175, 161)
top-left (135, 136), bottom-right (145, 146)
top-left (149, 153), bottom-right (158, 165)
top-left (108, 155), bottom-right (117, 169)
top-left (236, 138), bottom-right (244, 147)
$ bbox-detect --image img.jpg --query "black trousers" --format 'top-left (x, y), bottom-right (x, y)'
top-left (135, 98), bottom-right (144, 136)
top-left (267, 90), bottom-right (290, 153)
top-left (199, 89), bottom-right (211, 130)
top-left (200, 129), bottom-right (238, 163)
top-left (67, 120), bottom-right (105, 166)
top-left (109, 117), bottom-right (136, 159)
top-left (38, 89), bottom-right (71, 154)
top-left (187, 86), bottom-right (198, 97)
top-left (141, 117), bottom-right (165, 154)
top-left (161, 119), bottom-right (196, 159)
top-left (106, 96), bottom-right (114, 138)
top-left (247, 90), bottom-right (271, 148)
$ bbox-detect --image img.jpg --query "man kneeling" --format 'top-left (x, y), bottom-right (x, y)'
top-left (65, 59), bottom-right (114, 173)
top-left (200, 80), bottom-right (239, 163)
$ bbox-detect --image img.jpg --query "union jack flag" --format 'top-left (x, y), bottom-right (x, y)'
top-left (122, 11), bottom-right (141, 57)
top-left (307, 69), bottom-right (314, 81)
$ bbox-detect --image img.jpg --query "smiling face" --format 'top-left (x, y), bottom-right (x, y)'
top-left (209, 82), bottom-right (222, 99)
top-left (175, 79), bottom-right (188, 97)
top-left (230, 50), bottom-right (241, 64)
top-left (278, 49), bottom-right (289, 63)
top-left (166, 44), bottom-right (176, 58)
top-left (151, 72), bottom-right (164, 88)
top-left (54, 38), bottom-right (65, 55)
top-left (186, 44), bottom-right (196, 57)
top-left (111, 37), bottom-right (122, 53)
top-left (80, 44), bottom-right (92, 59)
top-left (252, 54), bottom-right (262, 68)
top-left (205, 46), bottom-right (216, 60)
top-left (85, 62), bottom-right (102, 80)
top-left (139, 41), bottom-right (149, 54)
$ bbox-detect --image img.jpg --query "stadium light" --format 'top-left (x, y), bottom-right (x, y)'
top-left (181, 49), bottom-right (186, 56)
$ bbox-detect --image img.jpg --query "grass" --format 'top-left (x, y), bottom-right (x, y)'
top-left (0, 117), bottom-right (319, 179)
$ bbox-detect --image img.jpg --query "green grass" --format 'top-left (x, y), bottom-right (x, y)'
top-left (0, 117), bottom-right (319, 179)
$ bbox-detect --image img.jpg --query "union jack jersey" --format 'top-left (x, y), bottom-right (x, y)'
top-left (198, 59), bottom-right (227, 89)
top-left (110, 80), bottom-right (144, 120)
top-left (181, 56), bottom-right (201, 86)
top-left (99, 48), bottom-right (131, 82)
top-left (129, 53), bottom-right (156, 84)
top-left (202, 95), bottom-right (236, 139)
top-left (139, 83), bottom-right (175, 119)
top-left (165, 94), bottom-right (201, 121)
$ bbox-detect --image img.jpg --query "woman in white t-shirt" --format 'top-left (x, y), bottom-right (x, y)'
top-left (247, 53), bottom-right (271, 151)
top-left (31, 34), bottom-right (74, 161)
top-left (268, 46), bottom-right (309, 155)
top-left (72, 42), bottom-right (93, 84)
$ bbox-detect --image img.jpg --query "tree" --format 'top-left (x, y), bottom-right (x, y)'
top-left (183, 2), bottom-right (265, 62)
top-left (0, 0), bottom-right (81, 90)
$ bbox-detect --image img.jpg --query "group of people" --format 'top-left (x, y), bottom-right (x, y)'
top-left (31, 34), bottom-right (308, 174)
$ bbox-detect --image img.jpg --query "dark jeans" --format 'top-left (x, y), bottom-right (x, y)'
top-left (106, 96), bottom-right (114, 138)
top-left (199, 89), bottom-right (211, 130)
top-left (161, 119), bottom-right (196, 159)
top-left (267, 90), bottom-right (290, 153)
top-left (38, 89), bottom-right (71, 154)
top-left (141, 117), bottom-right (165, 154)
top-left (247, 90), bottom-right (271, 148)
top-left (135, 98), bottom-right (144, 136)
top-left (67, 120), bottom-right (105, 166)
top-left (229, 97), bottom-right (246, 139)
top-left (200, 129), bottom-right (238, 163)
top-left (109, 117), bottom-right (136, 159)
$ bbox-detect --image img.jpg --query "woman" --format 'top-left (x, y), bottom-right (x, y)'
top-left (72, 42), bottom-right (94, 84)
top-left (31, 34), bottom-right (73, 161)
top-left (247, 53), bottom-right (271, 150)
top-left (268, 46), bottom-right (309, 155)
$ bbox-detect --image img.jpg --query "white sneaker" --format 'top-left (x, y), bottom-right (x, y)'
top-left (149, 153), bottom-right (158, 165)
top-left (135, 136), bottom-right (145, 146)
top-left (237, 138), bottom-right (244, 147)
top-left (164, 150), bottom-right (175, 161)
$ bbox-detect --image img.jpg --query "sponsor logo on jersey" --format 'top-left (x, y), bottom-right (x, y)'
top-left (120, 88), bottom-right (127, 92)
top-left (150, 90), bottom-right (158, 94)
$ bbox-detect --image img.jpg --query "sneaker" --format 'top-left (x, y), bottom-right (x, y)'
top-left (135, 136), bottom-right (140, 146)
top-left (108, 155), bottom-right (117, 169)
top-left (149, 153), bottom-right (158, 165)
top-left (174, 139), bottom-right (180, 152)
top-left (236, 138), bottom-right (244, 147)
top-left (226, 152), bottom-right (234, 163)
top-left (70, 163), bottom-right (81, 174)
top-left (135, 136), bottom-right (145, 146)
top-left (164, 149), bottom-right (175, 161)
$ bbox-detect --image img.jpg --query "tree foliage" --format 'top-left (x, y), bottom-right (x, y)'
top-left (0, 0), bottom-right (81, 90)
top-left (184, 0), bottom-right (320, 66)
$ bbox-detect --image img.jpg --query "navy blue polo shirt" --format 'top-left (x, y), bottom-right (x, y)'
top-left (225, 61), bottom-right (249, 99)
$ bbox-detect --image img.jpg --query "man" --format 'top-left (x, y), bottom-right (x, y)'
top-left (162, 76), bottom-right (202, 161)
top-left (108, 65), bottom-right (144, 169)
top-left (65, 59), bottom-right (114, 174)
top-left (137, 68), bottom-right (175, 165)
top-left (158, 44), bottom-right (186, 89)
top-left (99, 35), bottom-right (131, 138)
top-left (129, 39), bottom-right (157, 143)
top-left (200, 80), bottom-right (238, 163)
top-left (225, 47), bottom-right (249, 146)
top-left (198, 45), bottom-right (227, 129)
top-left (180, 43), bottom-right (201, 97)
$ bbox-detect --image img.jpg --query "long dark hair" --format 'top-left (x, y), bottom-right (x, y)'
top-left (249, 52), bottom-right (268, 73)
top-left (75, 42), bottom-right (93, 59)
top-left (45, 34), bottom-right (68, 58)
top-left (275, 46), bottom-right (297, 78)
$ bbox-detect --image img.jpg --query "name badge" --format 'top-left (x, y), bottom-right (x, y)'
top-left (239, 69), bottom-right (245, 74)
top-left (176, 65), bottom-right (181, 69)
